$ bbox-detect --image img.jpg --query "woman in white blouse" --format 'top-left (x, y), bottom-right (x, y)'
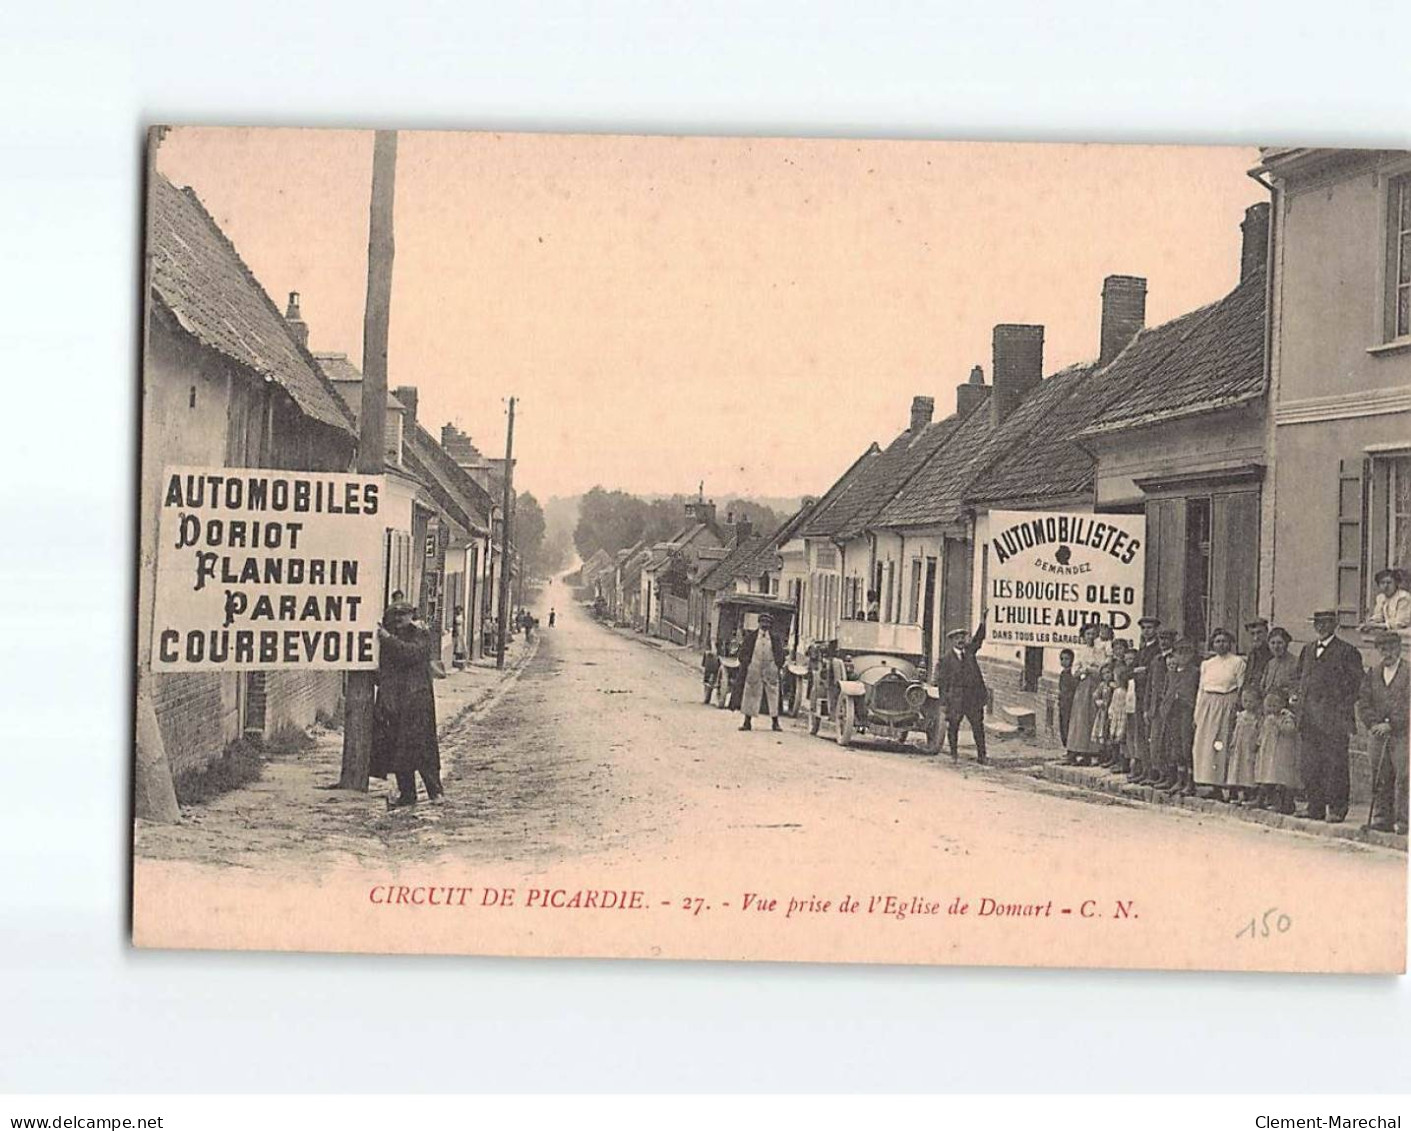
top-left (1191, 626), bottom-right (1247, 799)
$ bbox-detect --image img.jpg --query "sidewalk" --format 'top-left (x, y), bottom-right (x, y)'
top-left (1034, 760), bottom-right (1408, 852)
top-left (589, 615), bottom-right (1406, 853)
top-left (437, 631), bottom-right (537, 723)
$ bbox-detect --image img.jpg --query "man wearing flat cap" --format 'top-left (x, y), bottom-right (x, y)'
top-left (1357, 630), bottom-right (1409, 834)
top-left (1292, 609), bottom-right (1365, 823)
top-left (735, 611), bottom-right (785, 731)
top-left (1126, 615), bottom-right (1161, 781)
top-left (1362, 568), bottom-right (1411, 633)
top-left (933, 616), bottom-right (989, 763)
top-left (1241, 617), bottom-right (1272, 696)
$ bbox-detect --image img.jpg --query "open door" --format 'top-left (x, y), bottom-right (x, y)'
top-left (921, 556), bottom-right (937, 674)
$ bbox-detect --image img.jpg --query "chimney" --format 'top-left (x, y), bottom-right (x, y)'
top-left (991, 324), bottom-right (1044, 427)
top-left (284, 291), bottom-right (308, 348)
top-left (957, 365), bottom-right (988, 416)
top-left (393, 385), bottom-right (418, 426)
top-left (1240, 201), bottom-right (1271, 285)
top-left (685, 499), bottom-right (717, 527)
top-left (1099, 275), bottom-right (1147, 365)
top-left (734, 517), bottom-right (753, 544)
top-left (909, 395), bottom-right (935, 433)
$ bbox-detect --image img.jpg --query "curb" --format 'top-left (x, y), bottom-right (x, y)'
top-left (1034, 762), bottom-right (1407, 852)
top-left (438, 634), bottom-right (539, 735)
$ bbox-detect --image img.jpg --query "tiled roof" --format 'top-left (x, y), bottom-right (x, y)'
top-left (1081, 277), bottom-right (1265, 436)
top-left (798, 444), bottom-right (884, 537)
top-left (402, 420), bottom-right (496, 535)
top-left (964, 362), bottom-right (1108, 507)
top-left (877, 376), bottom-right (1077, 529)
top-left (316, 353), bottom-right (407, 414)
top-left (698, 533), bottom-right (768, 591)
top-left (149, 174), bottom-right (355, 436)
top-left (831, 413), bottom-right (968, 538)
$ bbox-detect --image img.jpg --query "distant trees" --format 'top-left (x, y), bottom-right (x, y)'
top-left (572, 487), bottom-right (789, 561)
top-left (514, 492), bottom-right (547, 578)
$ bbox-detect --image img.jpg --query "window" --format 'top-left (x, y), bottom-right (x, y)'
top-left (1389, 176), bottom-right (1411, 341)
top-left (1357, 453), bottom-right (1411, 622)
top-left (1390, 457), bottom-right (1411, 573)
top-left (1183, 497), bottom-right (1213, 645)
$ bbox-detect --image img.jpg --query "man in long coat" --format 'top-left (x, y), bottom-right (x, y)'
top-left (934, 618), bottom-right (988, 763)
top-left (1293, 609), bottom-right (1365, 823)
top-left (1141, 628), bottom-right (1177, 786)
top-left (1127, 615), bottom-right (1161, 780)
top-left (1357, 630), bottom-right (1409, 834)
top-left (733, 612), bottom-right (785, 731)
top-left (371, 602), bottom-right (443, 808)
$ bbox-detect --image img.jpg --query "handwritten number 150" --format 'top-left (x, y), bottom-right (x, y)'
top-left (1236, 907), bottom-right (1292, 940)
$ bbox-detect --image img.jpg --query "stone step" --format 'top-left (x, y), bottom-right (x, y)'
top-left (994, 703), bottom-right (1037, 734)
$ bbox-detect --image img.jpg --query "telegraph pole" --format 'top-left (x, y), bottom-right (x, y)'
top-left (337, 129), bottom-right (397, 791)
top-left (494, 397), bottom-right (516, 670)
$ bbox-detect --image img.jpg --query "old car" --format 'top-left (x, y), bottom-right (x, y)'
top-left (805, 620), bottom-right (943, 751)
top-left (707, 592), bottom-right (796, 710)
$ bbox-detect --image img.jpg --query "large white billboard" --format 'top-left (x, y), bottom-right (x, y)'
top-left (151, 467), bottom-right (387, 671)
top-left (986, 509), bottom-right (1146, 647)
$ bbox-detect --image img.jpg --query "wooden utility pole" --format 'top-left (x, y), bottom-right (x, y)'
top-left (495, 397), bottom-right (517, 670)
top-left (338, 129), bottom-right (397, 791)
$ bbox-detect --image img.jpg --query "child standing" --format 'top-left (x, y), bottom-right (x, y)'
top-left (1255, 686), bottom-right (1301, 814)
top-left (1107, 640), bottom-right (1133, 773)
top-left (1225, 685), bottom-right (1263, 804)
top-left (1091, 661), bottom-right (1114, 763)
top-left (1057, 648), bottom-right (1077, 752)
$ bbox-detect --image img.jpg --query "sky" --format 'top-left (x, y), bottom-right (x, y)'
top-left (156, 128), bottom-right (1265, 502)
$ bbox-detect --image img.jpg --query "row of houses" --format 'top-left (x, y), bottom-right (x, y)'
top-left (619, 149), bottom-right (1410, 777)
top-left (138, 171), bottom-right (517, 788)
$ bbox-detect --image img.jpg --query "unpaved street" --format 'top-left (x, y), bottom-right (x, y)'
top-left (135, 595), bottom-right (1406, 970)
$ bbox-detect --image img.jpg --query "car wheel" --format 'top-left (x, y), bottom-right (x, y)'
top-left (836, 694), bottom-right (855, 747)
top-left (925, 708), bottom-right (943, 755)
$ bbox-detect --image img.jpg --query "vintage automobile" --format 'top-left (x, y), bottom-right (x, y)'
top-left (806, 620), bottom-right (943, 752)
top-left (706, 592), bottom-right (797, 710)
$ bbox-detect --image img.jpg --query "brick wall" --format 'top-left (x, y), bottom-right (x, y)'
top-left (151, 672), bottom-right (240, 778)
top-left (264, 671), bottom-right (343, 734)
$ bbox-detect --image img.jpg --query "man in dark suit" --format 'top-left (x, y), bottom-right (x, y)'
top-left (1142, 628), bottom-right (1178, 787)
top-left (934, 617), bottom-right (988, 764)
top-left (1357, 629), bottom-right (1409, 834)
top-left (1293, 609), bottom-right (1366, 823)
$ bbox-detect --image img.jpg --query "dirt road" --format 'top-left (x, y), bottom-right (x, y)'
top-left (134, 595), bottom-right (1406, 970)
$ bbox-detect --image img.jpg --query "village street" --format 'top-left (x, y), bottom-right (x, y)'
top-left (134, 591), bottom-right (1406, 968)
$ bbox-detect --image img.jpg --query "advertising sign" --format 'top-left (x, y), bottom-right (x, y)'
top-left (986, 509), bottom-right (1146, 647)
top-left (151, 467), bottom-right (387, 671)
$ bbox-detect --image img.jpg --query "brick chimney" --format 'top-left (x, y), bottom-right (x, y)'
top-left (1241, 201), bottom-right (1271, 285)
top-left (441, 422), bottom-right (480, 467)
top-left (991, 325), bottom-right (1044, 427)
top-left (284, 291), bottom-right (308, 348)
top-left (393, 385), bottom-right (418, 426)
top-left (909, 395), bottom-right (934, 433)
top-left (733, 517), bottom-right (753, 544)
top-left (686, 499), bottom-right (718, 527)
top-left (1099, 275), bottom-right (1147, 365)
top-left (957, 364), bottom-right (988, 416)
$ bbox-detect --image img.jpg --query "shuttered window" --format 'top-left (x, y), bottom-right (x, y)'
top-left (1336, 458), bottom-right (1367, 629)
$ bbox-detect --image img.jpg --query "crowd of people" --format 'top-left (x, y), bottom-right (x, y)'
top-left (1057, 569), bottom-right (1410, 834)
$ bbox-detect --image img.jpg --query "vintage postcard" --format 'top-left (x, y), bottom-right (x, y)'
top-left (133, 127), bottom-right (1409, 972)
